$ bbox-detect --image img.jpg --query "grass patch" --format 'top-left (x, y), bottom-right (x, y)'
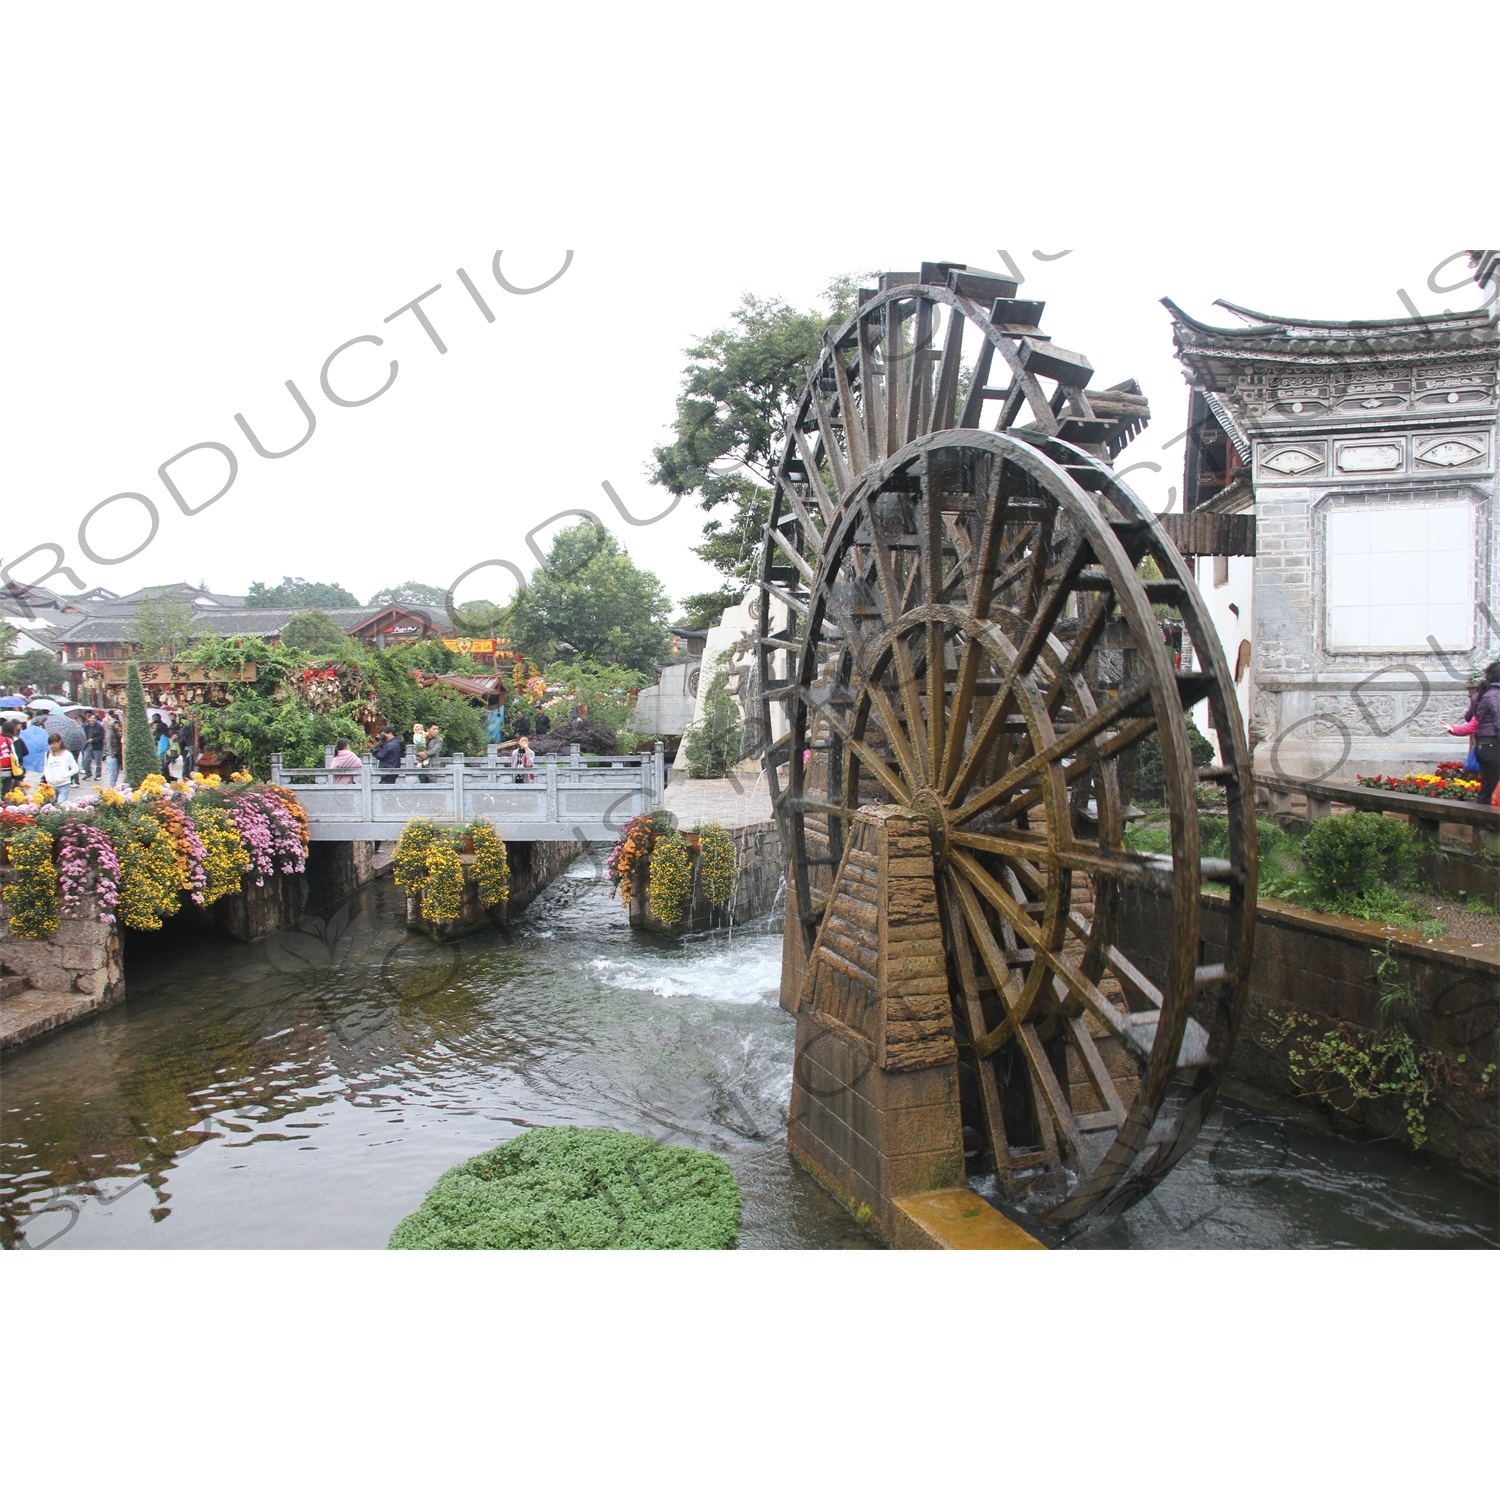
top-left (388, 1126), bottom-right (742, 1250)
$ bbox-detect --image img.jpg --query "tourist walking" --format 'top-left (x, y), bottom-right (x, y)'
top-left (331, 737), bottom-right (363, 784)
top-left (510, 734), bottom-right (535, 783)
top-left (42, 733), bottom-right (81, 803)
top-left (19, 714), bottom-right (50, 788)
top-left (43, 710), bottom-right (84, 757)
top-left (104, 714), bottom-right (122, 788)
top-left (374, 726), bottom-right (403, 784)
top-left (511, 709), bottom-right (531, 740)
top-left (1447, 661), bottom-right (1500, 805)
top-left (82, 712), bottom-right (106, 781)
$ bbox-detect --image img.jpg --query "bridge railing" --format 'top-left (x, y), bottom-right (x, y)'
top-left (268, 742), bottom-right (667, 841)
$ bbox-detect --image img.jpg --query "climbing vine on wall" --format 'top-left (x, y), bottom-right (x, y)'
top-left (1261, 1009), bottom-right (1442, 1149)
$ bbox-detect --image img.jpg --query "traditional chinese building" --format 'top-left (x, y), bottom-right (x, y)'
top-left (1164, 252), bottom-right (1498, 779)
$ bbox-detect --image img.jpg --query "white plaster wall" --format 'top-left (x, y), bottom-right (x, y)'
top-left (1191, 552), bottom-right (1254, 763)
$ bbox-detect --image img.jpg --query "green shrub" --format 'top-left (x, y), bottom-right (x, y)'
top-left (388, 1127), bottom-right (742, 1249)
top-left (1301, 813), bottom-right (1416, 905)
top-left (1130, 714), bottom-right (1215, 804)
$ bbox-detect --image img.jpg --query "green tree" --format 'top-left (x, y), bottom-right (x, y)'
top-left (132, 592), bottom-right (198, 660)
top-left (4, 647), bottom-right (66, 692)
top-left (449, 599), bottom-right (510, 636)
top-left (507, 523), bottom-right (671, 673)
top-left (682, 669), bottom-right (743, 778)
top-left (546, 660), bottom-right (651, 740)
top-left (246, 576), bottom-right (360, 608)
top-left (366, 580), bottom-right (448, 607)
top-left (650, 277), bottom-right (867, 597)
top-left (0, 621), bottom-right (16, 660)
top-left (280, 610), bottom-right (349, 655)
top-left (123, 662), bottom-right (158, 787)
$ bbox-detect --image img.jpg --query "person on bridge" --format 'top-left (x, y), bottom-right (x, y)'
top-left (510, 735), bottom-right (535, 783)
top-left (331, 737), bottom-right (363, 784)
top-left (1446, 660), bottom-right (1500, 805)
top-left (374, 727), bottom-right (403, 784)
top-left (419, 725), bottom-right (443, 782)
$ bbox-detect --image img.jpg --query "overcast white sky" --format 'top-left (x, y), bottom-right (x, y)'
top-left (1, 4), bottom-right (1488, 616)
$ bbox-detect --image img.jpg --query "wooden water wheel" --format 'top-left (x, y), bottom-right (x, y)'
top-left (755, 264), bottom-right (1256, 1225)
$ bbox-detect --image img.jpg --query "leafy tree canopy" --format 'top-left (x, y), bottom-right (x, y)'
top-left (367, 580), bottom-right (448, 608)
top-left (507, 523), bottom-right (671, 673)
top-left (544, 659), bottom-right (651, 741)
top-left (649, 277), bottom-right (867, 602)
top-left (246, 576), bottom-right (360, 608)
top-left (132, 591), bottom-right (199, 661)
top-left (5, 646), bottom-right (66, 692)
top-left (280, 609), bottom-right (350, 656)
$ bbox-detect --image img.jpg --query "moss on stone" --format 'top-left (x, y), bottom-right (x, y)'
top-left (388, 1126), bottom-right (742, 1250)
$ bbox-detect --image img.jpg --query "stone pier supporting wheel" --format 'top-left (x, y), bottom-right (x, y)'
top-left (756, 266), bottom-right (1256, 1226)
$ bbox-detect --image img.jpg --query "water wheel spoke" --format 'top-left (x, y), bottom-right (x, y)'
top-left (952, 678), bottom-right (1152, 827)
top-left (939, 876), bottom-right (1016, 1182)
top-left (951, 849), bottom-right (1138, 1063)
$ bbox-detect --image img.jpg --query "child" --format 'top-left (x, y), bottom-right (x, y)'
top-left (412, 722), bottom-right (428, 754)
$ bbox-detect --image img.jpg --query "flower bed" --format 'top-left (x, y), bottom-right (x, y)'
top-left (1355, 769), bottom-right (1482, 802)
top-left (0, 773), bottom-right (309, 939)
top-left (392, 817), bottom-right (511, 921)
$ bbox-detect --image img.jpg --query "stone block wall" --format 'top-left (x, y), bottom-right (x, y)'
top-left (1122, 886), bottom-right (1499, 1182)
top-left (0, 896), bottom-right (124, 1051)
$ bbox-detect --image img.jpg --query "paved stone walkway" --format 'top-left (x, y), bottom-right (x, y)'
top-left (663, 773), bottom-right (773, 828)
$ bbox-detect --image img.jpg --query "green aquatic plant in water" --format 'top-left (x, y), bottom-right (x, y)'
top-left (388, 1126), bottom-right (743, 1249)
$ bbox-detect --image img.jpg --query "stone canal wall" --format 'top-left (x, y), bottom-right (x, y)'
top-left (630, 820), bottom-right (784, 937)
top-left (185, 840), bottom-right (378, 942)
top-left (406, 838), bottom-right (590, 939)
top-left (0, 895), bottom-right (124, 1051)
top-left (1122, 887), bottom-right (1500, 1183)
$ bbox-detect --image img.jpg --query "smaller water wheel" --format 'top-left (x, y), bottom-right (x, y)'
top-left (756, 265), bottom-right (1257, 1225)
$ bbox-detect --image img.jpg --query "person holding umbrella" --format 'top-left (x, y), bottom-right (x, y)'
top-left (18, 712), bottom-right (51, 788)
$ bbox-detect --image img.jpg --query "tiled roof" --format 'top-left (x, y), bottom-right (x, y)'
top-left (51, 603), bottom-right (450, 647)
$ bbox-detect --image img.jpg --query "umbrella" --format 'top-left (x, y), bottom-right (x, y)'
top-left (26, 697), bottom-right (60, 712)
top-left (0, 695), bottom-right (24, 708)
top-left (63, 704), bottom-right (91, 715)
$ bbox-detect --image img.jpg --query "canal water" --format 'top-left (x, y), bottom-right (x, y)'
top-left (3, 856), bottom-right (1495, 1251)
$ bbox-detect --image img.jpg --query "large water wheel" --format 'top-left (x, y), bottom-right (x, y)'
top-left (755, 263), bottom-right (1256, 1225)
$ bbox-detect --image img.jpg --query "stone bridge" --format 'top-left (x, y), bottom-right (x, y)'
top-left (269, 743), bottom-right (666, 842)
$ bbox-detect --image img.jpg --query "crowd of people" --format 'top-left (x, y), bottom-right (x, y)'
top-left (0, 703), bottom-right (201, 803)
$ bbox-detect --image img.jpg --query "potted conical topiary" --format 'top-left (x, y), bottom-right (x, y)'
top-left (123, 661), bottom-right (159, 789)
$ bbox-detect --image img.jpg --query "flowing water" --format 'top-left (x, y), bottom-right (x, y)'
top-left (2, 856), bottom-right (1495, 1251)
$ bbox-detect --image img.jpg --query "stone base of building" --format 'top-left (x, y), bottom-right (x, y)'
top-left (0, 898), bottom-right (125, 1052)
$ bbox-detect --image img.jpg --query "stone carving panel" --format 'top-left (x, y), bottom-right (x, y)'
top-left (1415, 437), bottom-right (1486, 469)
top-left (1336, 443), bottom-right (1403, 473)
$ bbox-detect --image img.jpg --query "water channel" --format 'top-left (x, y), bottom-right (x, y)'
top-left (3, 856), bottom-right (1495, 1251)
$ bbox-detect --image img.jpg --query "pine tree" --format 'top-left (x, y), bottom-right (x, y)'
top-left (124, 662), bottom-right (158, 788)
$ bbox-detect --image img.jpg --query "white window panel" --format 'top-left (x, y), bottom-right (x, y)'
top-left (1327, 509), bottom-right (1369, 555)
top-left (1324, 501), bottom-right (1474, 651)
top-left (1328, 605), bottom-right (1371, 648)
